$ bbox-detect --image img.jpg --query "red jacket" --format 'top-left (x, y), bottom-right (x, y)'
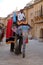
top-left (6, 18), bottom-right (13, 39)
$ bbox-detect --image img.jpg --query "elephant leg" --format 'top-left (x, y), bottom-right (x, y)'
top-left (19, 36), bottom-right (23, 53)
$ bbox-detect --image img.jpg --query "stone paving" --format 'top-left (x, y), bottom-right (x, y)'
top-left (0, 39), bottom-right (43, 65)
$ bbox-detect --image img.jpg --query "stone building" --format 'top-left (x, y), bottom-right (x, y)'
top-left (23, 0), bottom-right (43, 40)
top-left (0, 0), bottom-right (43, 40)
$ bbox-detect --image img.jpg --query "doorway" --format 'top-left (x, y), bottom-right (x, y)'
top-left (40, 28), bottom-right (43, 39)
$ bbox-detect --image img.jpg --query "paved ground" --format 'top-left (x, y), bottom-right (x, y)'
top-left (0, 39), bottom-right (43, 65)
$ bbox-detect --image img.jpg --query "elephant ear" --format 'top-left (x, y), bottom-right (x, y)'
top-left (0, 23), bottom-right (5, 29)
top-left (0, 23), bottom-right (4, 27)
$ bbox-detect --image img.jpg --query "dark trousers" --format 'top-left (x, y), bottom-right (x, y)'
top-left (10, 43), bottom-right (14, 52)
top-left (10, 32), bottom-right (16, 52)
top-left (6, 38), bottom-right (15, 52)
